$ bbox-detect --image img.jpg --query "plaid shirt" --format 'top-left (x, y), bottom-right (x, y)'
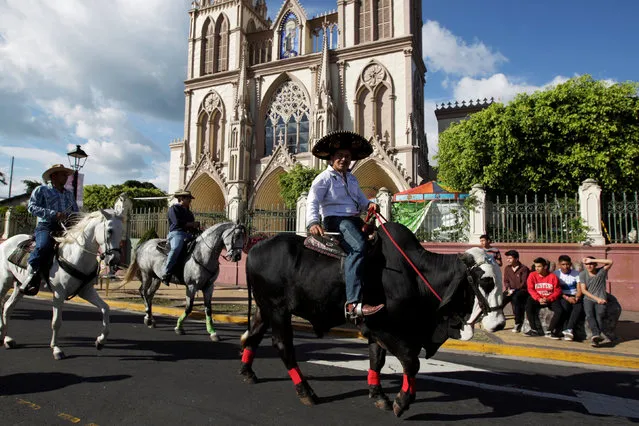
top-left (28, 183), bottom-right (79, 225)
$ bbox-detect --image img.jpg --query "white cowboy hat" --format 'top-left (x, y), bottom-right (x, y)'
top-left (42, 164), bottom-right (74, 182)
top-left (173, 189), bottom-right (195, 199)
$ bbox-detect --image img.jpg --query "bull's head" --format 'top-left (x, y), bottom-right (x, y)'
top-left (458, 247), bottom-right (506, 338)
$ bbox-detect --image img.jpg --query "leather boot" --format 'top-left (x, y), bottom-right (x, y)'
top-left (161, 273), bottom-right (172, 286)
top-left (19, 265), bottom-right (39, 294)
top-left (345, 302), bottom-right (385, 319)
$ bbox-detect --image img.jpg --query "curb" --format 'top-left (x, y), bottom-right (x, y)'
top-left (32, 292), bottom-right (639, 370)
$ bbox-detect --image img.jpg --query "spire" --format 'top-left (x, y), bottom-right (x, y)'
top-left (235, 40), bottom-right (249, 122)
top-left (316, 18), bottom-right (332, 110)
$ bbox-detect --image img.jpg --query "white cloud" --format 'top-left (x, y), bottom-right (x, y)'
top-left (422, 20), bottom-right (507, 77)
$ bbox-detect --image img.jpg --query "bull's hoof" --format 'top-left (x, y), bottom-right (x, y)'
top-left (3, 337), bottom-right (16, 349)
top-left (369, 385), bottom-right (392, 411)
top-left (295, 382), bottom-right (319, 406)
top-left (209, 333), bottom-right (220, 342)
top-left (174, 327), bottom-right (185, 335)
top-left (393, 391), bottom-right (411, 418)
top-left (239, 363), bottom-right (258, 384)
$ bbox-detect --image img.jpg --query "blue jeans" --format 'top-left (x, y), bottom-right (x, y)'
top-left (164, 230), bottom-right (189, 276)
top-left (583, 298), bottom-right (607, 336)
top-left (323, 216), bottom-right (366, 304)
top-left (28, 223), bottom-right (58, 271)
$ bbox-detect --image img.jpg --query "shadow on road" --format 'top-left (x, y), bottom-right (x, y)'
top-left (0, 372), bottom-right (131, 396)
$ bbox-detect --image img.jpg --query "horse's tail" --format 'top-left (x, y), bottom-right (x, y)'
top-left (122, 256), bottom-right (140, 284)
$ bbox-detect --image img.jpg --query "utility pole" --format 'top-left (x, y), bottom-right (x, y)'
top-left (8, 156), bottom-right (14, 198)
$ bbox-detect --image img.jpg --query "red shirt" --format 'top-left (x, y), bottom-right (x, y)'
top-left (527, 271), bottom-right (562, 302)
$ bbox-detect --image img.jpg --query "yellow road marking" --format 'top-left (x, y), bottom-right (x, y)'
top-left (58, 413), bottom-right (81, 423)
top-left (17, 398), bottom-right (40, 410)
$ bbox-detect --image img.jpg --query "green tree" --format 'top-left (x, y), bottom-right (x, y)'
top-left (436, 75), bottom-right (639, 194)
top-left (278, 164), bottom-right (321, 208)
top-left (22, 179), bottom-right (42, 195)
top-left (84, 183), bottom-right (167, 211)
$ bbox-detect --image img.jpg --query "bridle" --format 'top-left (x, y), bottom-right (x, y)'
top-left (222, 224), bottom-right (246, 261)
top-left (466, 260), bottom-right (502, 320)
top-left (60, 214), bottom-right (121, 261)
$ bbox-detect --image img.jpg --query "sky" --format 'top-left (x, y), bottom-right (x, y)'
top-left (0, 0), bottom-right (637, 198)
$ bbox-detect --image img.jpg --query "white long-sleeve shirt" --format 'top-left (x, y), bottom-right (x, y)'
top-left (306, 166), bottom-right (371, 228)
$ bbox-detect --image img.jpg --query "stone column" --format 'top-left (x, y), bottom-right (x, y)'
top-left (579, 178), bottom-right (606, 245)
top-left (376, 187), bottom-right (392, 225)
top-left (227, 196), bottom-right (245, 224)
top-left (468, 184), bottom-right (487, 245)
top-left (296, 192), bottom-right (308, 236)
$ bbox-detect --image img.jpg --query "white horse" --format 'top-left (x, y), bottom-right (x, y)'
top-left (0, 209), bottom-right (124, 360)
top-left (122, 221), bottom-right (246, 341)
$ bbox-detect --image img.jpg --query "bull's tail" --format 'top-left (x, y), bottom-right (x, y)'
top-left (122, 256), bottom-right (140, 284)
top-left (240, 258), bottom-right (254, 348)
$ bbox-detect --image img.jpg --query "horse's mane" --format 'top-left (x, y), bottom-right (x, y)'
top-left (199, 221), bottom-right (234, 240)
top-left (55, 211), bottom-right (104, 245)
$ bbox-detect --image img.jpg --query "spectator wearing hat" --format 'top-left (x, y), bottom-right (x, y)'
top-left (162, 189), bottom-right (200, 286)
top-left (20, 164), bottom-right (78, 293)
top-left (306, 131), bottom-right (384, 321)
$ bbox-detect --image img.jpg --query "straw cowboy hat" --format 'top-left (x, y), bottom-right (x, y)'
top-left (173, 189), bottom-right (195, 199)
top-left (42, 164), bottom-right (74, 182)
top-left (311, 131), bottom-right (373, 161)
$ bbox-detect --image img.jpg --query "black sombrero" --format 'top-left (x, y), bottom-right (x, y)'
top-left (311, 131), bottom-right (373, 161)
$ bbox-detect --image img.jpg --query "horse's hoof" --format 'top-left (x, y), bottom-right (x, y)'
top-left (144, 317), bottom-right (155, 328)
top-left (174, 327), bottom-right (185, 335)
top-left (239, 364), bottom-right (258, 384)
top-left (3, 338), bottom-right (16, 349)
top-left (210, 333), bottom-right (220, 342)
top-left (95, 340), bottom-right (104, 351)
top-left (53, 350), bottom-right (66, 360)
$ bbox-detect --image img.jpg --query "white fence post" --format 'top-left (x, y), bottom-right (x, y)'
top-left (296, 192), bottom-right (308, 236)
top-left (1, 208), bottom-right (11, 240)
top-left (579, 178), bottom-right (606, 245)
top-left (468, 184), bottom-right (487, 245)
top-left (376, 187), bottom-right (392, 225)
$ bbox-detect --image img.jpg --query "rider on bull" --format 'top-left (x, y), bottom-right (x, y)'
top-left (161, 189), bottom-right (200, 286)
top-left (20, 164), bottom-right (79, 294)
top-left (306, 131), bottom-right (384, 321)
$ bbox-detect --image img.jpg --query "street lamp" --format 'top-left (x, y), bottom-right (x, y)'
top-left (67, 144), bottom-right (88, 201)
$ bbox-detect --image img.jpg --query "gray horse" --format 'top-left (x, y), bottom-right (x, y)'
top-left (123, 221), bottom-right (246, 341)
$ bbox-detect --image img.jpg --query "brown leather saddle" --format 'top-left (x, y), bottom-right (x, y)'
top-left (7, 237), bottom-right (36, 270)
top-left (304, 235), bottom-right (346, 259)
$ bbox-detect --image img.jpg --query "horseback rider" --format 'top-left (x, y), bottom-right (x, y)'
top-left (20, 164), bottom-right (79, 294)
top-left (306, 131), bottom-right (384, 321)
top-left (161, 189), bottom-right (200, 286)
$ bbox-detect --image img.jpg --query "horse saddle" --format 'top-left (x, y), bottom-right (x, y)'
top-left (155, 238), bottom-right (199, 283)
top-left (304, 235), bottom-right (346, 259)
top-left (7, 237), bottom-right (36, 269)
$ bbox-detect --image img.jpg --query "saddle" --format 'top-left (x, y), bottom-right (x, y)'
top-left (155, 238), bottom-right (199, 282)
top-left (7, 237), bottom-right (35, 269)
top-left (303, 216), bottom-right (378, 259)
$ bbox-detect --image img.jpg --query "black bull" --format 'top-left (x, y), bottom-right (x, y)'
top-left (239, 222), bottom-right (505, 417)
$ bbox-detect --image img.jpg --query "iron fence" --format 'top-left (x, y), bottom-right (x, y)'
top-left (603, 192), bottom-right (639, 244)
top-left (488, 193), bottom-right (584, 243)
top-left (127, 207), bottom-right (227, 239)
top-left (245, 204), bottom-right (296, 236)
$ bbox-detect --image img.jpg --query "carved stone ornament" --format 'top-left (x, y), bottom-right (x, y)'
top-left (363, 64), bottom-right (385, 88)
top-left (203, 91), bottom-right (221, 113)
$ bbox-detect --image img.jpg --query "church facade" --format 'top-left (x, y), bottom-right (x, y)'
top-left (168, 0), bottom-right (428, 220)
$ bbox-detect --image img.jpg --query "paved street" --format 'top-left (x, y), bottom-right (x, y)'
top-left (1, 298), bottom-right (638, 425)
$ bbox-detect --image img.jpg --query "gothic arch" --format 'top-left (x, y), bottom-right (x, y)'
top-left (214, 14), bottom-right (229, 73)
top-left (258, 74), bottom-right (312, 158)
top-left (250, 166), bottom-right (287, 209)
top-left (197, 90), bottom-right (226, 161)
top-left (351, 158), bottom-right (406, 197)
top-left (201, 17), bottom-right (215, 76)
top-left (186, 173), bottom-right (226, 211)
top-left (354, 61), bottom-right (395, 145)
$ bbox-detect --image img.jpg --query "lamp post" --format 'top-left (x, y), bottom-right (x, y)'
top-left (67, 145), bottom-right (88, 201)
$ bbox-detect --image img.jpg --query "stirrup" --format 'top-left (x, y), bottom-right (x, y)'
top-left (344, 302), bottom-right (363, 321)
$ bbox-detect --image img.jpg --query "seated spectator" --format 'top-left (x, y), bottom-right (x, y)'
top-left (579, 256), bottom-right (614, 347)
top-left (503, 250), bottom-right (530, 333)
top-left (524, 257), bottom-right (562, 338)
top-left (479, 234), bottom-right (502, 266)
top-left (553, 255), bottom-right (583, 341)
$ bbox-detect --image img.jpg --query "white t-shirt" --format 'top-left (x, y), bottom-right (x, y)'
top-left (554, 269), bottom-right (580, 296)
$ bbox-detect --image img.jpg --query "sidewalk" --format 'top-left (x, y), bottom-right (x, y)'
top-left (42, 278), bottom-right (639, 370)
